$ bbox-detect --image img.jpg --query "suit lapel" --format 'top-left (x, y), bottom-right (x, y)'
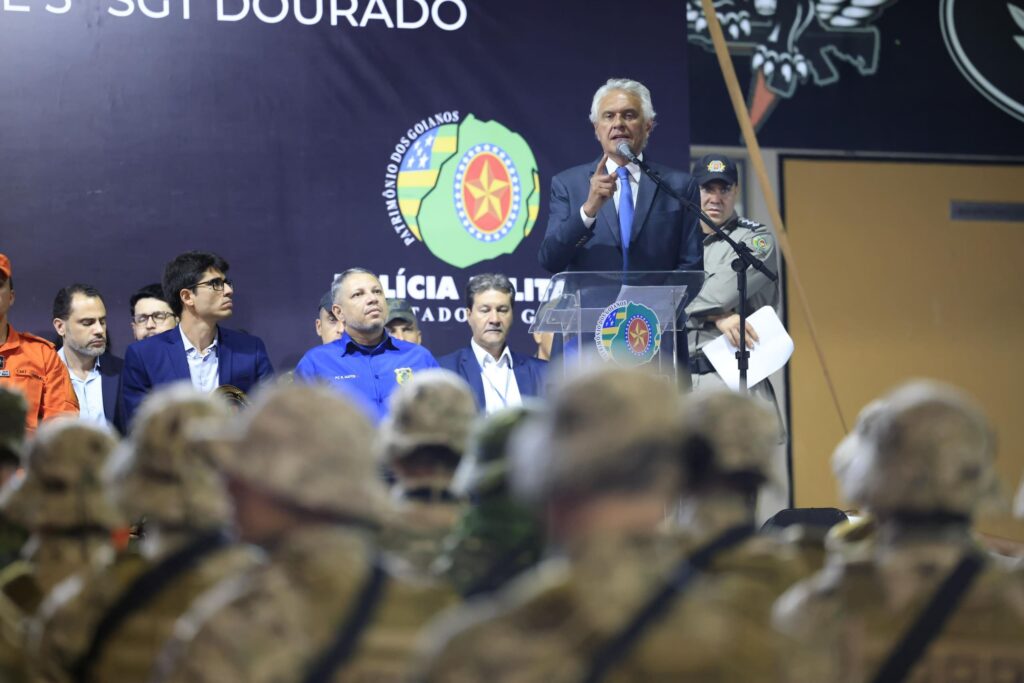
top-left (167, 329), bottom-right (191, 381)
top-left (216, 329), bottom-right (232, 387)
top-left (631, 169), bottom-right (657, 246)
top-left (511, 352), bottom-right (535, 397)
top-left (101, 368), bottom-right (118, 421)
top-left (459, 348), bottom-right (486, 409)
top-left (589, 162), bottom-right (622, 249)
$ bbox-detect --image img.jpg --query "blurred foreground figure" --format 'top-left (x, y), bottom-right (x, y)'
top-left (435, 404), bottom-right (545, 598)
top-left (0, 420), bottom-right (120, 682)
top-left (417, 366), bottom-right (689, 682)
top-left (154, 384), bottom-right (454, 683)
top-left (29, 385), bottom-right (260, 683)
top-left (774, 380), bottom-right (1024, 682)
top-left (379, 370), bottom-right (475, 578)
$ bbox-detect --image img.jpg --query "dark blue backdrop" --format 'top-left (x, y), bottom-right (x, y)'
top-left (0, 0), bottom-right (694, 369)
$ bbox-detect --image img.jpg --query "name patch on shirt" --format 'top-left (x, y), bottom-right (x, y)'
top-left (334, 374), bottom-right (358, 380)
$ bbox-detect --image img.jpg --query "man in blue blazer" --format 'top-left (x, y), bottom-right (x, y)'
top-left (121, 251), bottom-right (273, 425)
top-left (439, 274), bottom-right (546, 413)
top-left (538, 78), bottom-right (703, 276)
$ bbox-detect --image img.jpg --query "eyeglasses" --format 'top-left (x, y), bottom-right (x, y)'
top-left (132, 312), bottom-right (175, 325)
top-left (190, 277), bottom-right (233, 292)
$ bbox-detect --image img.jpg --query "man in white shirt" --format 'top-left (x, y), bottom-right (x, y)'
top-left (51, 284), bottom-right (125, 433)
top-left (439, 274), bottom-right (547, 413)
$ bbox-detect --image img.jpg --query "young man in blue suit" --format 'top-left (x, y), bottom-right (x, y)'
top-left (121, 251), bottom-right (273, 425)
top-left (439, 274), bottom-right (546, 413)
top-left (538, 78), bottom-right (703, 276)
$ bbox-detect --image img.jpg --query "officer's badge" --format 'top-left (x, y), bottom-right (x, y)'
top-left (706, 159), bottom-right (727, 173)
top-left (751, 235), bottom-right (771, 258)
top-left (394, 367), bottom-right (413, 385)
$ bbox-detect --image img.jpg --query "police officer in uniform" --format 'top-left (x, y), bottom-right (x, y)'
top-left (774, 381), bottom-right (1024, 682)
top-left (684, 155), bottom-right (778, 389)
top-left (152, 384), bottom-right (455, 683)
top-left (378, 369), bottom-right (476, 579)
top-left (29, 385), bottom-right (261, 683)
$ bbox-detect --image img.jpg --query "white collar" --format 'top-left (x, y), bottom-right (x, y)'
top-left (57, 345), bottom-right (101, 374)
top-left (179, 325), bottom-right (218, 355)
top-left (605, 153), bottom-right (642, 183)
top-left (471, 338), bottom-right (513, 368)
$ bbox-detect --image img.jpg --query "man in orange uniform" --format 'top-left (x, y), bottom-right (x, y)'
top-left (0, 254), bottom-right (78, 433)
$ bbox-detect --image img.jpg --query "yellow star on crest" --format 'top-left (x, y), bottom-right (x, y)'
top-left (629, 321), bottom-right (648, 349)
top-left (465, 157), bottom-right (510, 222)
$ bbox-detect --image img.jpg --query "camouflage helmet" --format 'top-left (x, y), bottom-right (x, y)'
top-left (212, 383), bottom-right (388, 525)
top-left (679, 390), bottom-right (780, 488)
top-left (0, 386), bottom-right (28, 465)
top-left (833, 380), bottom-right (997, 516)
top-left (511, 365), bottom-right (683, 502)
top-left (108, 383), bottom-right (233, 529)
top-left (451, 403), bottom-right (541, 499)
top-left (379, 369), bottom-right (477, 464)
top-left (0, 418), bottom-right (121, 531)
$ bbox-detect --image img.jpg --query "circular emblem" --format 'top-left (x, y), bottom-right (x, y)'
top-left (384, 113), bottom-right (540, 268)
top-left (707, 159), bottom-right (727, 173)
top-left (595, 300), bottom-right (662, 367)
top-left (941, 0), bottom-right (1024, 123)
top-left (453, 144), bottom-right (521, 243)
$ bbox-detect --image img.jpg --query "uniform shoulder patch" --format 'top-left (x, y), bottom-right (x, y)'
top-left (750, 234), bottom-right (773, 258)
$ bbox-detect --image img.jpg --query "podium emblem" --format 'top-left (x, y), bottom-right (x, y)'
top-left (595, 300), bottom-right (662, 367)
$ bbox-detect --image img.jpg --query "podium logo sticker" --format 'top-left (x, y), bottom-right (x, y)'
top-left (383, 113), bottom-right (540, 268)
top-left (595, 300), bottom-right (662, 367)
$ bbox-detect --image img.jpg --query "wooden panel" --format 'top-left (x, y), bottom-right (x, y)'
top-left (784, 159), bottom-right (1024, 542)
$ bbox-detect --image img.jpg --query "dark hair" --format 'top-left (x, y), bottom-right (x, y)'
top-left (52, 284), bottom-right (105, 320)
top-left (162, 251), bottom-right (229, 316)
top-left (129, 283), bottom-right (169, 316)
top-left (465, 273), bottom-right (516, 310)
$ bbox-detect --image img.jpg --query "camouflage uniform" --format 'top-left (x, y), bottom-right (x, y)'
top-left (28, 385), bottom-right (261, 683)
top-left (435, 405), bottom-right (545, 598)
top-left (0, 419), bottom-right (120, 683)
top-left (378, 370), bottom-right (475, 578)
top-left (153, 383), bottom-right (455, 683)
top-left (774, 380), bottom-right (1024, 682)
top-left (421, 384), bottom-right (817, 682)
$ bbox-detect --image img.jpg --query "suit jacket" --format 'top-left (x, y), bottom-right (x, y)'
top-left (98, 351), bottom-right (126, 434)
top-left (438, 345), bottom-right (547, 411)
top-left (538, 158), bottom-right (703, 275)
top-left (121, 326), bottom-right (273, 425)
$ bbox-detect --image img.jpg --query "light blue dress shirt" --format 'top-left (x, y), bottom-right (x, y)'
top-left (57, 346), bottom-right (106, 426)
top-left (179, 326), bottom-right (220, 393)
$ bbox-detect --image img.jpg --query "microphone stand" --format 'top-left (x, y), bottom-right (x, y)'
top-left (619, 146), bottom-right (777, 392)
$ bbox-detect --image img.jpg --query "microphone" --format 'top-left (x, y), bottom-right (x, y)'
top-left (615, 141), bottom-right (639, 164)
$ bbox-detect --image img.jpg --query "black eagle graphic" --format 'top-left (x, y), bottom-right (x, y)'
top-left (687, 0), bottom-right (898, 128)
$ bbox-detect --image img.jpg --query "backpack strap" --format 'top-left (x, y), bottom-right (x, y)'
top-left (581, 523), bottom-right (756, 683)
top-left (301, 558), bottom-right (389, 683)
top-left (869, 551), bottom-right (986, 683)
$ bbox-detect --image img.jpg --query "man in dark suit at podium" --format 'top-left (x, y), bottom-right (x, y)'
top-left (538, 78), bottom-right (703, 276)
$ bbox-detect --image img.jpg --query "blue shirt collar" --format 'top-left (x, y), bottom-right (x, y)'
top-left (338, 330), bottom-right (398, 356)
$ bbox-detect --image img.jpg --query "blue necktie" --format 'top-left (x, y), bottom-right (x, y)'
top-left (617, 166), bottom-right (634, 272)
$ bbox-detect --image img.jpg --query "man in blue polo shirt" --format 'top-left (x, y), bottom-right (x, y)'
top-left (295, 268), bottom-right (439, 422)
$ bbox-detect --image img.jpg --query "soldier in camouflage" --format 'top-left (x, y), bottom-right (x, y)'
top-left (152, 383), bottom-right (455, 683)
top-left (417, 365), bottom-right (694, 682)
top-left (28, 384), bottom-right (262, 683)
top-left (774, 380), bottom-right (1024, 682)
top-left (434, 404), bottom-right (545, 598)
top-left (378, 369), bottom-right (476, 578)
top-left (0, 418), bottom-right (121, 683)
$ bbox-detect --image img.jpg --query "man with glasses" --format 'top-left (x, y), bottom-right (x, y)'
top-left (121, 251), bottom-right (274, 425)
top-left (129, 283), bottom-right (178, 341)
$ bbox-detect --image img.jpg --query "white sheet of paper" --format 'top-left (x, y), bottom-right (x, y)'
top-left (701, 306), bottom-right (794, 391)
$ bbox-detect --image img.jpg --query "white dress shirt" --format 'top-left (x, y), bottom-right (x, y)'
top-left (471, 339), bottom-right (523, 414)
top-left (57, 346), bottom-right (106, 426)
top-left (579, 154), bottom-right (642, 227)
top-left (180, 325), bottom-right (220, 393)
